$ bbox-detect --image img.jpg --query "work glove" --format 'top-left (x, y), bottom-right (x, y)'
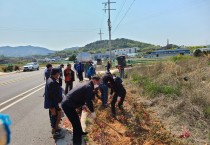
top-left (91, 112), bottom-right (96, 119)
top-left (82, 105), bottom-right (88, 112)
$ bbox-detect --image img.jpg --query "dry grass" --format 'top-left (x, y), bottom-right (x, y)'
top-left (126, 55), bottom-right (210, 144)
top-left (85, 90), bottom-right (182, 145)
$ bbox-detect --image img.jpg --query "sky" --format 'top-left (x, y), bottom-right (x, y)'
top-left (0, 0), bottom-right (209, 50)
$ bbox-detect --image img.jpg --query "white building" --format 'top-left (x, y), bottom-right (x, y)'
top-left (92, 52), bottom-right (115, 60)
top-left (111, 47), bottom-right (139, 56)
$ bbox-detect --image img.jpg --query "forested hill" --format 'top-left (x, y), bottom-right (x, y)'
top-left (81, 38), bottom-right (158, 53)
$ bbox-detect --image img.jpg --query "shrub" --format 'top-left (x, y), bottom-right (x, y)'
top-left (14, 65), bottom-right (20, 71)
top-left (2, 67), bottom-right (7, 72)
top-left (203, 106), bottom-right (210, 119)
top-left (7, 65), bottom-right (13, 72)
top-left (171, 55), bottom-right (192, 62)
top-left (193, 49), bottom-right (203, 57)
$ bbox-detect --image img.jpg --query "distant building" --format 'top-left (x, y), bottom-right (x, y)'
top-left (144, 48), bottom-right (191, 58)
top-left (92, 52), bottom-right (115, 60)
top-left (111, 47), bottom-right (139, 56)
top-left (127, 53), bottom-right (139, 57)
top-left (92, 47), bottom-right (139, 60)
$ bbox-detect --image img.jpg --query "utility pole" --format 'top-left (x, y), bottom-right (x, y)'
top-left (98, 29), bottom-right (104, 41)
top-left (103, 0), bottom-right (116, 61)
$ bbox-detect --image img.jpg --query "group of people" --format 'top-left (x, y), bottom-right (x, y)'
top-left (74, 61), bottom-right (96, 81)
top-left (43, 62), bottom-right (126, 145)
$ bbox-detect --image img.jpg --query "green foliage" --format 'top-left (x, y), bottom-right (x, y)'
top-left (1, 64), bottom-right (14, 72)
top-left (186, 45), bottom-right (206, 52)
top-left (171, 55), bottom-right (192, 62)
top-left (131, 74), bottom-right (179, 97)
top-left (68, 54), bottom-right (76, 61)
top-left (203, 106), bottom-right (210, 119)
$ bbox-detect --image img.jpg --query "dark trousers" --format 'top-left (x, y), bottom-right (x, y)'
top-left (62, 101), bottom-right (83, 144)
top-left (78, 72), bottom-right (83, 81)
top-left (111, 93), bottom-right (125, 115)
top-left (106, 67), bottom-right (110, 72)
top-left (49, 110), bottom-right (57, 129)
top-left (59, 77), bottom-right (62, 86)
top-left (99, 83), bottom-right (108, 106)
top-left (49, 108), bottom-right (61, 129)
top-left (65, 81), bottom-right (73, 95)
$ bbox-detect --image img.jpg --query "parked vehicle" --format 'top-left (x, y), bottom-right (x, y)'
top-left (23, 62), bottom-right (39, 71)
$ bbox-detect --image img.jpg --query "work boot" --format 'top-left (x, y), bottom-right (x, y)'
top-left (111, 113), bottom-right (116, 118)
top-left (81, 131), bottom-right (88, 136)
top-left (53, 131), bottom-right (65, 139)
top-left (118, 105), bottom-right (124, 111)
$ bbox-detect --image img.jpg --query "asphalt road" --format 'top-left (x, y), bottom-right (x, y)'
top-left (0, 68), bottom-right (79, 145)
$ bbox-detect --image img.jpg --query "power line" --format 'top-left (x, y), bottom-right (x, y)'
top-left (0, 26), bottom-right (107, 33)
top-left (100, 4), bottom-right (107, 29)
top-left (113, 0), bottom-right (127, 25)
top-left (112, 0), bottom-right (136, 34)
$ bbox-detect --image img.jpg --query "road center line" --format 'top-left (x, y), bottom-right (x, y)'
top-left (0, 74), bottom-right (40, 86)
top-left (0, 83), bottom-right (45, 107)
top-left (0, 86), bottom-right (45, 112)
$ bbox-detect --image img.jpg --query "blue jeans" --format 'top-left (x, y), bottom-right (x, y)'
top-left (99, 83), bottom-right (108, 106)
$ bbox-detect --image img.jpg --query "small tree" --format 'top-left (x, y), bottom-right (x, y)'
top-left (68, 54), bottom-right (76, 61)
top-left (193, 49), bottom-right (203, 57)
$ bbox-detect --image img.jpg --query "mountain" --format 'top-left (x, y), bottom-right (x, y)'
top-left (80, 38), bottom-right (159, 53)
top-left (0, 45), bottom-right (54, 57)
top-left (64, 47), bottom-right (80, 51)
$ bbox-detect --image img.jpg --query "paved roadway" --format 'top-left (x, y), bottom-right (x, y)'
top-left (0, 68), bottom-right (78, 145)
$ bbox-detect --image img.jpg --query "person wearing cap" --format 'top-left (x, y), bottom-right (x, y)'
top-left (44, 68), bottom-right (64, 139)
top-left (57, 64), bottom-right (64, 86)
top-left (64, 63), bottom-right (75, 94)
top-left (61, 75), bottom-right (100, 145)
top-left (99, 72), bottom-right (116, 108)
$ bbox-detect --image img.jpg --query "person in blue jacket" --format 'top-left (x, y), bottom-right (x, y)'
top-left (76, 62), bottom-right (84, 82)
top-left (87, 66), bottom-right (96, 80)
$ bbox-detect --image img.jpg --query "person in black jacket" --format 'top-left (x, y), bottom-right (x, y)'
top-left (57, 64), bottom-right (64, 86)
top-left (110, 75), bottom-right (126, 117)
top-left (99, 72), bottom-right (116, 108)
top-left (61, 75), bottom-right (100, 145)
top-left (44, 68), bottom-right (63, 139)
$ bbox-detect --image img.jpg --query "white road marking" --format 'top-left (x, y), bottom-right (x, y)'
top-left (0, 83), bottom-right (45, 107)
top-left (0, 86), bottom-right (45, 112)
top-left (0, 73), bottom-right (41, 86)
